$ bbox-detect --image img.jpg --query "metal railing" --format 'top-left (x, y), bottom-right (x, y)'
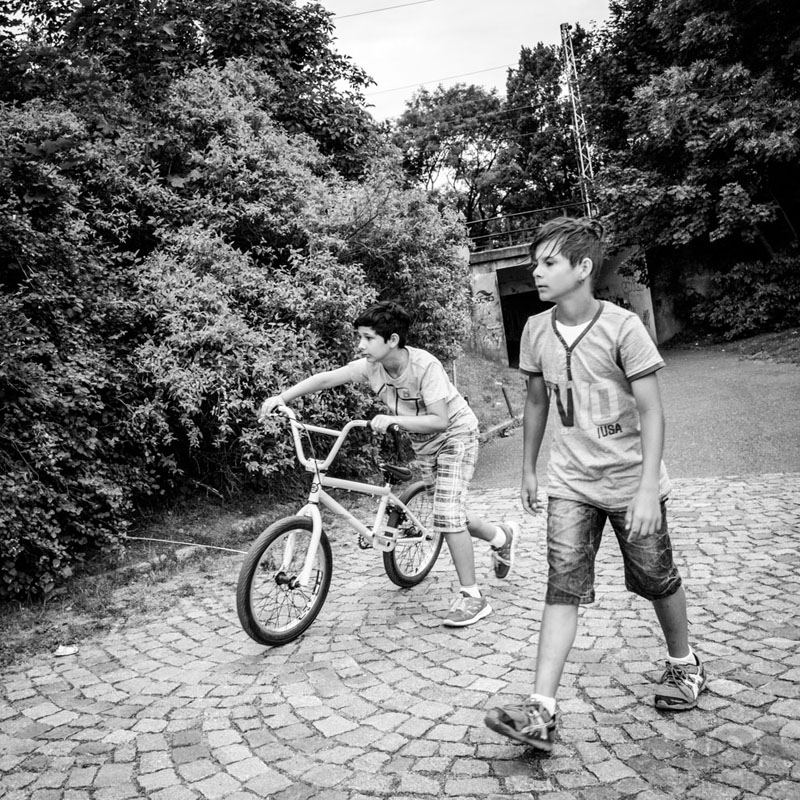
top-left (466, 203), bottom-right (585, 252)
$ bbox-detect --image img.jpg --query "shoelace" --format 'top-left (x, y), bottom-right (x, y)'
top-left (450, 592), bottom-right (477, 612)
top-left (662, 661), bottom-right (692, 685)
top-left (519, 702), bottom-right (552, 737)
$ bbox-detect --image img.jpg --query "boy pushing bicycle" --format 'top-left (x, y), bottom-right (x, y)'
top-left (259, 300), bottom-right (519, 627)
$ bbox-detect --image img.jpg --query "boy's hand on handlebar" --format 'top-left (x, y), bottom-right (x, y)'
top-left (370, 414), bottom-right (397, 434)
top-left (258, 394), bottom-right (285, 419)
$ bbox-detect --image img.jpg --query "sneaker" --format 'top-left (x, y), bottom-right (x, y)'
top-left (484, 699), bottom-right (557, 752)
top-left (491, 522), bottom-right (519, 579)
top-left (655, 656), bottom-right (707, 710)
top-left (443, 591), bottom-right (492, 627)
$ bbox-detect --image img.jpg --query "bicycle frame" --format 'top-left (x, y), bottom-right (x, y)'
top-left (277, 406), bottom-right (430, 587)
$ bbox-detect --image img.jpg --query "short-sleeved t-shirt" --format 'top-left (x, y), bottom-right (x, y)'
top-left (519, 301), bottom-right (671, 510)
top-left (342, 345), bottom-right (474, 428)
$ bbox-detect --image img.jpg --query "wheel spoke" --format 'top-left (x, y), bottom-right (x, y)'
top-left (237, 518), bottom-right (332, 646)
top-left (383, 482), bottom-right (443, 587)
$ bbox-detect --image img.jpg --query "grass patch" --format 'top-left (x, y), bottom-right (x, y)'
top-left (733, 327), bottom-right (800, 364)
top-left (453, 348), bottom-right (526, 430)
top-left (664, 326), bottom-right (800, 365)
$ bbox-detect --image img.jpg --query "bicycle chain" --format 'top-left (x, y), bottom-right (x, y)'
top-left (358, 534), bottom-right (372, 550)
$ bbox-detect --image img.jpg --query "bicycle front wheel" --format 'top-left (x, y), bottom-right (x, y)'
top-left (236, 516), bottom-right (332, 646)
top-left (383, 481), bottom-right (443, 588)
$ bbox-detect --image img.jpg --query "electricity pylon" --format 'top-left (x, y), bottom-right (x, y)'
top-left (560, 22), bottom-right (596, 218)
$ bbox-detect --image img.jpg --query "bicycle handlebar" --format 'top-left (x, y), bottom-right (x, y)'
top-left (271, 405), bottom-right (398, 473)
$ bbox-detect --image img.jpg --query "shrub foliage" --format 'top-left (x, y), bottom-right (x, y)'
top-left (689, 253), bottom-right (800, 340)
top-left (0, 5), bottom-right (471, 599)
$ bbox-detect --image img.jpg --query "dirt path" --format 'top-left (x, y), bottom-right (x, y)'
top-left (473, 347), bottom-right (800, 489)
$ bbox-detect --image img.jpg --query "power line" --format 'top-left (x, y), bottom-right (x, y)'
top-left (335, 0), bottom-right (435, 20)
top-left (388, 98), bottom-right (565, 122)
top-left (366, 64), bottom-right (516, 96)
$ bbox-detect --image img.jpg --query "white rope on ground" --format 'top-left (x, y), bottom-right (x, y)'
top-left (125, 536), bottom-right (247, 554)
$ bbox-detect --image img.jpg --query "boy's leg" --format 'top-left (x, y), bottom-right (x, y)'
top-left (443, 530), bottom-right (477, 586)
top-left (466, 514), bottom-right (520, 579)
top-left (608, 507), bottom-right (706, 710)
top-left (652, 585), bottom-right (689, 658)
top-left (534, 603), bottom-right (579, 697)
top-left (535, 498), bottom-right (599, 694)
top-left (652, 585), bottom-right (706, 709)
top-left (465, 514), bottom-right (495, 542)
top-left (432, 432), bottom-right (492, 626)
top-left (441, 530), bottom-right (492, 626)
top-left (485, 498), bottom-right (600, 750)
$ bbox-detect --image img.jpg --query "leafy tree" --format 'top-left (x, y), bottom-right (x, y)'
top-left (391, 84), bottom-right (514, 224)
top-left (391, 44), bottom-right (591, 245)
top-left (501, 42), bottom-right (581, 214)
top-left (0, 0), bottom-right (381, 176)
top-left (585, 0), bottom-right (800, 319)
top-left (312, 169), bottom-right (472, 364)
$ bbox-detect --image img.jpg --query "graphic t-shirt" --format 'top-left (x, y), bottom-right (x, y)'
top-left (519, 301), bottom-right (671, 510)
top-left (341, 346), bottom-right (477, 452)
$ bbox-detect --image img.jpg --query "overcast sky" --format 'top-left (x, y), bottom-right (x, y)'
top-left (317, 0), bottom-right (612, 120)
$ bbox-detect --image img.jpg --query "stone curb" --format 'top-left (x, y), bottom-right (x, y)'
top-left (479, 414), bottom-right (522, 442)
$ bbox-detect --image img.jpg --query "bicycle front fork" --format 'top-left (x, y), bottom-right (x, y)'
top-left (294, 503), bottom-right (324, 586)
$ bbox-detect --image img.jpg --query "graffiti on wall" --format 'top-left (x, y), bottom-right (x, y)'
top-left (471, 274), bottom-right (507, 359)
top-left (595, 249), bottom-right (657, 341)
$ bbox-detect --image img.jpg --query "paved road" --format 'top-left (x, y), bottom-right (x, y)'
top-left (2, 349), bottom-right (800, 799)
top-left (474, 348), bottom-right (800, 487)
top-left (2, 475), bottom-right (800, 799)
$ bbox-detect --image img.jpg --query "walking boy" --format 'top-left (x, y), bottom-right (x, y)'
top-left (259, 301), bottom-right (519, 627)
top-left (485, 217), bottom-right (706, 752)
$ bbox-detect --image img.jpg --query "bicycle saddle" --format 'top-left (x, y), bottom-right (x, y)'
top-left (380, 463), bottom-right (413, 484)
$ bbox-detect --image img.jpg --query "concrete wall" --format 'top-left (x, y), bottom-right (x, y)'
top-left (469, 243), bottom-right (666, 365)
top-left (595, 246), bottom-right (658, 341)
top-left (469, 245), bottom-right (531, 363)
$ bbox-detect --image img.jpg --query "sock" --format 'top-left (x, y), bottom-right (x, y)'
top-left (668, 647), bottom-right (697, 665)
top-left (527, 693), bottom-right (557, 717)
top-left (489, 527), bottom-right (506, 549)
top-left (460, 585), bottom-right (481, 598)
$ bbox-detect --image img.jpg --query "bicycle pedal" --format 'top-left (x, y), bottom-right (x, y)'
top-left (371, 532), bottom-right (397, 552)
top-left (357, 534), bottom-right (372, 550)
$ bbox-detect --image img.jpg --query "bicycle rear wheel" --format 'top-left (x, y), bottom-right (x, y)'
top-left (383, 481), bottom-right (443, 588)
top-left (236, 516), bottom-right (332, 646)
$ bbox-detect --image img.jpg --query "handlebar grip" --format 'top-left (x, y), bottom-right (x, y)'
top-left (387, 423), bottom-right (403, 453)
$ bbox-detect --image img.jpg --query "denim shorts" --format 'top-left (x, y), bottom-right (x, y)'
top-left (545, 496), bottom-right (682, 605)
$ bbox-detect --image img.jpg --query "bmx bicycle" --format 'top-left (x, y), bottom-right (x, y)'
top-left (236, 405), bottom-right (443, 646)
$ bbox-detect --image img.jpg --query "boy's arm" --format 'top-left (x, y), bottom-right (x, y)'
top-left (626, 372), bottom-right (665, 538)
top-left (259, 366), bottom-right (355, 418)
top-left (370, 399), bottom-right (449, 435)
top-left (521, 373), bottom-right (548, 515)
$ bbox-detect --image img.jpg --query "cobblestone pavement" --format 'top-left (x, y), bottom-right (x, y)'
top-left (2, 475), bottom-right (800, 800)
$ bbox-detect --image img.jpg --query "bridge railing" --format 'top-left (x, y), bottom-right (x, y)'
top-left (466, 203), bottom-right (585, 252)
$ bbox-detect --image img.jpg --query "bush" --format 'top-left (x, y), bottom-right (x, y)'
top-left (690, 252), bottom-right (800, 339)
top-left (128, 226), bottom-right (378, 496)
top-left (0, 64), bottom-right (471, 600)
top-left (0, 296), bottom-right (137, 599)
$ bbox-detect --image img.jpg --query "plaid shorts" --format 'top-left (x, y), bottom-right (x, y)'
top-left (410, 414), bottom-right (479, 534)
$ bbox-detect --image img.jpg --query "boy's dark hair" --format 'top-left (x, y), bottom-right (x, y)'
top-left (530, 216), bottom-right (605, 284)
top-left (353, 301), bottom-right (411, 347)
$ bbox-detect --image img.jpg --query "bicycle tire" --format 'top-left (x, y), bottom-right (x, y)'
top-left (383, 481), bottom-right (443, 588)
top-left (236, 516), bottom-right (332, 646)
